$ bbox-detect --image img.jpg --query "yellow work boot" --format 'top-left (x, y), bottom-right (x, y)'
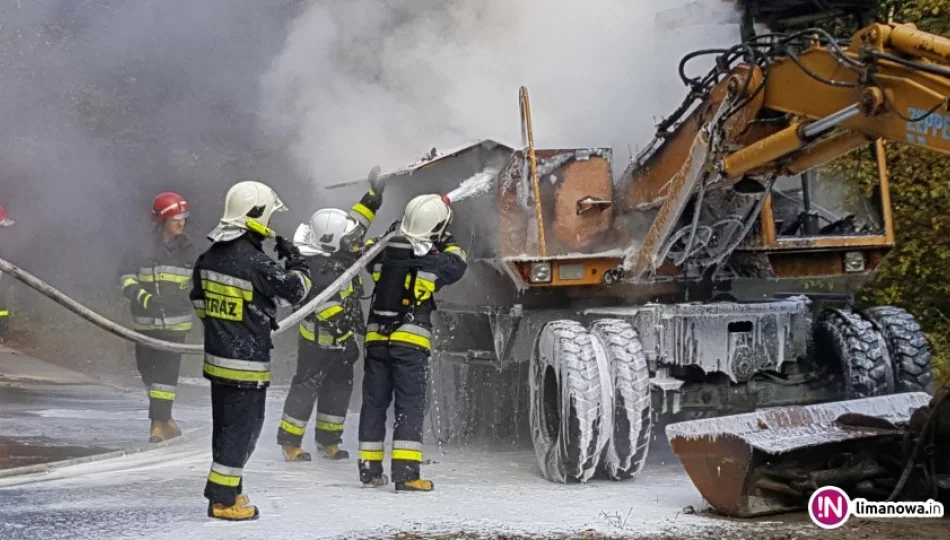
top-left (282, 445), bottom-right (312, 462)
top-left (236, 494), bottom-right (249, 507)
top-left (149, 419), bottom-right (181, 443)
top-left (207, 501), bottom-right (259, 521)
top-left (395, 478), bottom-right (434, 492)
top-left (319, 444), bottom-right (350, 460)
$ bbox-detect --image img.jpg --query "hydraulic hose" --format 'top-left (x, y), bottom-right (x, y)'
top-left (0, 234), bottom-right (391, 355)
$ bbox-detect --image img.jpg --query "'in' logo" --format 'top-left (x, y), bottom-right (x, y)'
top-left (808, 486), bottom-right (851, 529)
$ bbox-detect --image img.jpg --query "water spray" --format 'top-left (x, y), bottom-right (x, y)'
top-left (443, 167), bottom-right (500, 204)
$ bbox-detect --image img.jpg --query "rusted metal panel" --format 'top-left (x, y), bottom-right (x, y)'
top-left (768, 252), bottom-right (845, 277)
top-left (497, 150), bottom-right (532, 258)
top-left (666, 393), bottom-right (931, 517)
top-left (496, 148), bottom-right (617, 259)
top-left (551, 158), bottom-right (613, 249)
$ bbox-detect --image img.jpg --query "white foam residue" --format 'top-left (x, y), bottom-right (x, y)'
top-left (502, 248), bottom-right (626, 262)
top-left (0, 404), bottom-right (729, 540)
top-left (445, 167), bottom-right (500, 202)
top-left (664, 392), bottom-right (930, 453)
top-left (28, 409), bottom-right (148, 421)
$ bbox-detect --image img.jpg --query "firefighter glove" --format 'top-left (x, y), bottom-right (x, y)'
top-left (284, 254), bottom-right (309, 275)
top-left (140, 292), bottom-right (165, 316)
top-left (368, 165), bottom-right (384, 195)
top-left (326, 320), bottom-right (348, 339)
top-left (275, 235), bottom-right (301, 261)
top-left (385, 219), bottom-right (400, 235)
top-left (437, 231), bottom-right (456, 248)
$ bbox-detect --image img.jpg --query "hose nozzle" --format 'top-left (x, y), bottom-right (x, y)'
top-left (441, 194), bottom-right (452, 206)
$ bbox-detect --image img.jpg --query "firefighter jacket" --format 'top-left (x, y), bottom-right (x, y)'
top-left (190, 233), bottom-right (311, 389)
top-left (364, 232), bottom-right (467, 352)
top-left (120, 232), bottom-right (198, 333)
top-left (298, 189), bottom-right (382, 348)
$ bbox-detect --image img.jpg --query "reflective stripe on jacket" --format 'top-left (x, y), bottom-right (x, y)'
top-left (191, 234), bottom-right (311, 388)
top-left (119, 233), bottom-right (197, 332)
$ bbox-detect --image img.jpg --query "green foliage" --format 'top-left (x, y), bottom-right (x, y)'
top-left (822, 0), bottom-right (950, 384)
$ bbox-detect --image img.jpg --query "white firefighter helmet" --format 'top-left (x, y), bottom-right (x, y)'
top-left (293, 208), bottom-right (361, 257)
top-left (399, 194), bottom-right (452, 256)
top-left (208, 181), bottom-right (287, 242)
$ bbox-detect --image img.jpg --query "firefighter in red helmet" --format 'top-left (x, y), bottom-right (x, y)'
top-left (118, 192), bottom-right (198, 442)
top-left (0, 204), bottom-right (13, 341)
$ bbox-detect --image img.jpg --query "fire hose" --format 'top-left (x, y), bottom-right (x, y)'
top-left (0, 233), bottom-right (392, 355)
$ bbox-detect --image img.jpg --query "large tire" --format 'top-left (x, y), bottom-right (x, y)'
top-left (589, 320), bottom-right (652, 481)
top-left (863, 306), bottom-right (934, 394)
top-left (814, 309), bottom-right (895, 399)
top-left (529, 320), bottom-right (610, 483)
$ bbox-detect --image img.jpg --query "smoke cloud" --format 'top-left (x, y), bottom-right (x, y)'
top-left (1, 0), bottom-right (304, 294)
top-left (0, 0), bottom-right (740, 376)
top-left (259, 0), bottom-right (742, 186)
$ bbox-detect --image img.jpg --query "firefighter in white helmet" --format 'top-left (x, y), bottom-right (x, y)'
top-left (277, 168), bottom-right (385, 462)
top-left (190, 180), bottom-right (312, 521)
top-left (357, 193), bottom-right (467, 491)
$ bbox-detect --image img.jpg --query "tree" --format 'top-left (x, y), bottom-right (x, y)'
top-left (824, 0), bottom-right (950, 384)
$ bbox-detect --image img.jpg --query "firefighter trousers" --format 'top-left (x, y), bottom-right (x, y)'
top-left (357, 344), bottom-right (429, 483)
top-left (135, 330), bottom-right (185, 421)
top-left (205, 382), bottom-right (267, 506)
top-left (0, 283), bottom-right (8, 341)
top-left (277, 339), bottom-right (360, 448)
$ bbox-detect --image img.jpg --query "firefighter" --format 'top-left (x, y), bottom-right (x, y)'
top-left (357, 193), bottom-right (467, 492)
top-left (190, 180), bottom-right (311, 521)
top-left (277, 174), bottom-right (384, 462)
top-left (0, 204), bottom-right (13, 342)
top-left (119, 193), bottom-right (196, 443)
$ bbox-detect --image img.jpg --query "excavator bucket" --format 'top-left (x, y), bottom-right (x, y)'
top-left (665, 393), bottom-right (932, 517)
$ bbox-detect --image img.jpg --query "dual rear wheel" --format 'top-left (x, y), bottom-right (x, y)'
top-left (528, 306), bottom-right (933, 483)
top-left (528, 319), bottom-right (652, 483)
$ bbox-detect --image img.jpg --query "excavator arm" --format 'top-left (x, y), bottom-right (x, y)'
top-left (724, 23), bottom-right (950, 175)
top-left (647, 23), bottom-right (950, 520)
top-left (619, 22), bottom-right (950, 281)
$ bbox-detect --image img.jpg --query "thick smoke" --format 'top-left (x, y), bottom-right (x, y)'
top-left (0, 0), bottom-right (740, 377)
top-left (1, 0), bottom-right (305, 294)
top-left (0, 1), bottom-right (308, 376)
top-left (259, 0), bottom-right (742, 186)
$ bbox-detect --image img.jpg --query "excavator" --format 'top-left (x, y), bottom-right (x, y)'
top-left (334, 0), bottom-right (950, 517)
top-left (4, 0), bottom-right (947, 520)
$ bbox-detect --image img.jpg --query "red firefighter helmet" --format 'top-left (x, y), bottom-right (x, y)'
top-left (151, 192), bottom-right (190, 222)
top-left (0, 204), bottom-right (13, 227)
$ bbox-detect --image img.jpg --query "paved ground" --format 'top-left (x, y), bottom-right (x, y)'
top-left (2, 348), bottom-right (950, 539)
